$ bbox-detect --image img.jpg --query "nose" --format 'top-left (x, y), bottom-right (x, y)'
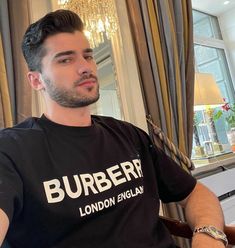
top-left (77, 58), bottom-right (93, 76)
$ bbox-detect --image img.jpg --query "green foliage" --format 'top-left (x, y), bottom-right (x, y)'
top-left (226, 114), bottom-right (235, 128)
top-left (213, 110), bottom-right (223, 121)
top-left (213, 102), bottom-right (235, 129)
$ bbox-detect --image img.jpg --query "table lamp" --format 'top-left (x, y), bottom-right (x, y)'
top-left (194, 72), bottom-right (224, 155)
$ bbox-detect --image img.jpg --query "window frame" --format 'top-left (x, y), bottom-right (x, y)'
top-left (192, 10), bottom-right (235, 174)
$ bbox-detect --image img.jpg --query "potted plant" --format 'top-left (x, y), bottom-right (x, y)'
top-left (214, 102), bottom-right (235, 128)
top-left (213, 101), bottom-right (235, 152)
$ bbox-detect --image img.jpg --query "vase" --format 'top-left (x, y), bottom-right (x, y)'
top-left (226, 128), bottom-right (235, 152)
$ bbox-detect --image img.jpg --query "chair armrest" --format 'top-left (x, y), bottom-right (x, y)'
top-left (224, 225), bottom-right (235, 245)
top-left (160, 216), bottom-right (193, 239)
top-left (160, 216), bottom-right (235, 245)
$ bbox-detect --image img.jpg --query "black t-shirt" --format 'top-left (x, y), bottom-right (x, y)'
top-left (0, 115), bottom-right (196, 248)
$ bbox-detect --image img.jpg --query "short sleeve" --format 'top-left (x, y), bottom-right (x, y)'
top-left (150, 144), bottom-right (197, 203)
top-left (0, 152), bottom-right (23, 221)
top-left (125, 124), bottom-right (197, 203)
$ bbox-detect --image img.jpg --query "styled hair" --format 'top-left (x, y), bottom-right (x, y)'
top-left (21, 9), bottom-right (84, 72)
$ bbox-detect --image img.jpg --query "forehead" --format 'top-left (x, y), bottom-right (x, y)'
top-left (43, 31), bottom-right (91, 55)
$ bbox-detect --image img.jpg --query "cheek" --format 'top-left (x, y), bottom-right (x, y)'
top-left (91, 62), bottom-right (98, 75)
top-left (48, 68), bottom-right (75, 83)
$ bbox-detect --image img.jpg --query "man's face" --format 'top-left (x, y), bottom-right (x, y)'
top-left (39, 31), bottom-right (99, 108)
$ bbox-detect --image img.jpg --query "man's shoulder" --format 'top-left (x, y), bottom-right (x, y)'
top-left (13, 117), bottom-right (40, 129)
top-left (0, 117), bottom-right (42, 142)
top-left (92, 115), bottom-right (150, 142)
top-left (92, 115), bottom-right (137, 130)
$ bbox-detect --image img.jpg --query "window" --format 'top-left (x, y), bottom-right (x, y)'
top-left (192, 9), bottom-right (235, 166)
top-left (193, 10), bottom-right (222, 39)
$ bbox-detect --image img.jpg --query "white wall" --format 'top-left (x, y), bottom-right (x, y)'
top-left (219, 7), bottom-right (235, 87)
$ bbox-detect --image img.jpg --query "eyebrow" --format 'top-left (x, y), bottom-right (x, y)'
top-left (84, 48), bottom-right (93, 53)
top-left (54, 50), bottom-right (76, 59)
top-left (53, 48), bottom-right (93, 59)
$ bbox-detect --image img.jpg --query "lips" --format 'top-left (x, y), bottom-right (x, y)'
top-left (77, 79), bottom-right (96, 87)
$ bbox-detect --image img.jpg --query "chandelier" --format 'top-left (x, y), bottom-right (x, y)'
top-left (58, 0), bottom-right (119, 48)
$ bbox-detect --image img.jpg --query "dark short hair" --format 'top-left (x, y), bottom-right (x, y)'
top-left (22, 9), bottom-right (84, 72)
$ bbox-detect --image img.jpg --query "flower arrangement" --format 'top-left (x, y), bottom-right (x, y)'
top-left (213, 101), bottom-right (235, 129)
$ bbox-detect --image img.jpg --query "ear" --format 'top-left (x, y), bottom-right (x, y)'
top-left (27, 71), bottom-right (45, 91)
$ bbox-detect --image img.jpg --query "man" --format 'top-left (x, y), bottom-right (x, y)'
top-left (0, 9), bottom-right (227, 248)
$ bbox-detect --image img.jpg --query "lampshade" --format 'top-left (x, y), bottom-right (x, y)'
top-left (194, 72), bottom-right (224, 107)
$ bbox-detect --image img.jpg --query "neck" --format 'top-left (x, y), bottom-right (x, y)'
top-left (44, 103), bottom-right (92, 127)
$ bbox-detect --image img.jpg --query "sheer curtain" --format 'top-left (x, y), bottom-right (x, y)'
top-left (8, 0), bottom-right (32, 123)
top-left (0, 0), bottom-right (32, 126)
top-left (0, 33), bottom-right (12, 128)
top-left (126, 0), bottom-right (195, 247)
top-left (0, 0), bottom-right (13, 128)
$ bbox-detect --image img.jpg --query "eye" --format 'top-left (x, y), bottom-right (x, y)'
top-left (84, 54), bottom-right (94, 61)
top-left (58, 57), bottom-right (73, 64)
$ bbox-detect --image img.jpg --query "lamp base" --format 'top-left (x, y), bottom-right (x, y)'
top-left (194, 146), bottom-right (206, 158)
top-left (213, 142), bottom-right (223, 154)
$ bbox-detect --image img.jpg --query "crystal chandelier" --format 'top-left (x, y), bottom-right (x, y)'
top-left (58, 0), bottom-right (119, 48)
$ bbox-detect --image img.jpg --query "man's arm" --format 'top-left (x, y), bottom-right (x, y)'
top-left (179, 182), bottom-right (226, 247)
top-left (0, 209), bottom-right (9, 247)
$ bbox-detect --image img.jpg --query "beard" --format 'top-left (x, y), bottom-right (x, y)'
top-left (41, 74), bottom-right (100, 108)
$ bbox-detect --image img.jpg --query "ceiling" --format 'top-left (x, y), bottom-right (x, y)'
top-left (192, 0), bottom-right (235, 16)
